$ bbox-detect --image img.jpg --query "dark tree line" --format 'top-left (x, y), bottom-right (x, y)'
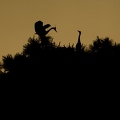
top-left (0, 21), bottom-right (119, 116)
top-left (0, 21), bottom-right (120, 90)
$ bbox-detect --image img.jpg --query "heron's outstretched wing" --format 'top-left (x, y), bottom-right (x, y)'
top-left (43, 24), bottom-right (51, 29)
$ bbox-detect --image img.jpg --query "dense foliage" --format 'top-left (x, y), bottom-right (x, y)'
top-left (0, 22), bottom-right (120, 101)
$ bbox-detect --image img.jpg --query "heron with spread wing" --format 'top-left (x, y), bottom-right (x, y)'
top-left (34, 20), bottom-right (57, 37)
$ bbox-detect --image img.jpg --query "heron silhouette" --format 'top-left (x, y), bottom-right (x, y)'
top-left (34, 20), bottom-right (57, 37)
top-left (76, 30), bottom-right (82, 52)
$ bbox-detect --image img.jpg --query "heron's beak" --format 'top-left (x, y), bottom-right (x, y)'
top-left (54, 26), bottom-right (57, 32)
top-left (55, 29), bottom-right (57, 32)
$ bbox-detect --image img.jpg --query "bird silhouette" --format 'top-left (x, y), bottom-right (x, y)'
top-left (76, 30), bottom-right (82, 52)
top-left (34, 20), bottom-right (57, 37)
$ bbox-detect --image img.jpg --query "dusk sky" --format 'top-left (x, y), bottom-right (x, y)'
top-left (0, 0), bottom-right (120, 61)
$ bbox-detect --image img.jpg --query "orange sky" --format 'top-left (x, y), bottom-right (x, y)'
top-left (0, 0), bottom-right (120, 62)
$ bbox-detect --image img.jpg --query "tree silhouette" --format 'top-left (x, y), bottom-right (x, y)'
top-left (1, 20), bottom-right (120, 115)
top-left (2, 54), bottom-right (14, 73)
top-left (0, 20), bottom-right (120, 90)
top-left (89, 36), bottom-right (114, 55)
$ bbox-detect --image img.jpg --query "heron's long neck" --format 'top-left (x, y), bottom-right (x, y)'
top-left (78, 33), bottom-right (81, 43)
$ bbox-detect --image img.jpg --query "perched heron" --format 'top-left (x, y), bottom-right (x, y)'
top-left (76, 30), bottom-right (82, 52)
top-left (34, 20), bottom-right (57, 37)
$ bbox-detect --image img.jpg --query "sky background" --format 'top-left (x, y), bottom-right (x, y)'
top-left (0, 0), bottom-right (120, 62)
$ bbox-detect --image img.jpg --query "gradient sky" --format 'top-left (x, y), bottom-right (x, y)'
top-left (0, 0), bottom-right (120, 61)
